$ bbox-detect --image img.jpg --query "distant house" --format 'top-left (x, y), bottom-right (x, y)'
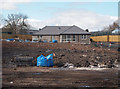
top-left (32, 25), bottom-right (91, 44)
top-left (28, 30), bottom-right (39, 35)
top-left (112, 28), bottom-right (120, 35)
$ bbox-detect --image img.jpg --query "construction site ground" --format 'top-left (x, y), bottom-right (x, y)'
top-left (2, 41), bottom-right (119, 89)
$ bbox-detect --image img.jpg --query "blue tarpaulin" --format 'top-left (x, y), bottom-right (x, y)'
top-left (37, 54), bottom-right (54, 67)
top-left (7, 39), bottom-right (14, 41)
top-left (52, 40), bottom-right (57, 43)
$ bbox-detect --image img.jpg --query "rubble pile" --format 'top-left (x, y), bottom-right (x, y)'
top-left (2, 41), bottom-right (118, 68)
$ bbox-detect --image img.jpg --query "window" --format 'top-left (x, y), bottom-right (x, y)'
top-left (73, 35), bottom-right (75, 41)
top-left (82, 35), bottom-right (87, 40)
top-left (66, 35), bottom-right (71, 41)
top-left (52, 36), bottom-right (55, 40)
top-left (62, 35), bottom-right (76, 42)
top-left (40, 36), bottom-right (42, 39)
top-left (62, 35), bottom-right (66, 41)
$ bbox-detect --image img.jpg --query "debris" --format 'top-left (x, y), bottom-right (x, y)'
top-left (107, 64), bottom-right (115, 68)
top-left (82, 55), bottom-right (87, 57)
top-left (55, 62), bottom-right (64, 67)
top-left (52, 40), bottom-right (57, 43)
top-left (118, 47), bottom-right (120, 51)
top-left (10, 81), bottom-right (13, 84)
top-left (96, 56), bottom-right (100, 60)
top-left (60, 54), bottom-right (65, 57)
top-left (85, 61), bottom-right (90, 67)
top-left (14, 56), bottom-right (34, 66)
top-left (7, 39), bottom-right (15, 42)
top-left (63, 63), bottom-right (74, 68)
top-left (2, 41), bottom-right (118, 68)
top-left (43, 40), bottom-right (47, 43)
top-left (37, 54), bottom-right (54, 67)
top-left (46, 49), bottom-right (52, 53)
top-left (98, 64), bottom-right (107, 68)
top-left (109, 42), bottom-right (112, 48)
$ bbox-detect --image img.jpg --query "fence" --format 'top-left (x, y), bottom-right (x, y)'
top-left (1, 34), bottom-right (32, 41)
top-left (90, 35), bottom-right (120, 42)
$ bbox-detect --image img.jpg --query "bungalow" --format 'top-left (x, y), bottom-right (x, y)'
top-left (32, 25), bottom-right (91, 44)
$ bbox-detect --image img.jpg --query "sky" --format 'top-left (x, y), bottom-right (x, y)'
top-left (0, 0), bottom-right (119, 32)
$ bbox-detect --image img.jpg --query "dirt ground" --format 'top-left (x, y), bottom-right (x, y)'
top-left (2, 41), bottom-right (119, 89)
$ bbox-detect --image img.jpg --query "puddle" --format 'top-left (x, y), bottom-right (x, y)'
top-left (104, 79), bottom-right (109, 81)
top-left (50, 67), bottom-right (107, 71)
top-left (32, 73), bottom-right (41, 75)
top-left (74, 67), bottom-right (107, 71)
top-left (79, 85), bottom-right (91, 87)
top-left (50, 67), bottom-right (74, 71)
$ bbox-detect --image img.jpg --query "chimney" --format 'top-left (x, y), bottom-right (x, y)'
top-left (86, 29), bottom-right (89, 32)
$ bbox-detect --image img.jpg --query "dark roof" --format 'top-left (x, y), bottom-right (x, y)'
top-left (28, 30), bottom-right (39, 33)
top-left (33, 25), bottom-right (91, 35)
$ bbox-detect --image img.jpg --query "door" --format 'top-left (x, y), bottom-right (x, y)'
top-left (52, 36), bottom-right (55, 41)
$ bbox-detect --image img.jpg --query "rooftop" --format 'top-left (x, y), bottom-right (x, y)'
top-left (33, 25), bottom-right (91, 35)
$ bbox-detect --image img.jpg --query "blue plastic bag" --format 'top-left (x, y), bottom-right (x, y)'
top-left (7, 39), bottom-right (14, 41)
top-left (46, 54), bottom-right (54, 67)
top-left (37, 54), bottom-right (54, 67)
top-left (52, 40), bottom-right (57, 43)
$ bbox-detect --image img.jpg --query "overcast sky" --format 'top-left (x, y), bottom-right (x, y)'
top-left (0, 0), bottom-right (119, 32)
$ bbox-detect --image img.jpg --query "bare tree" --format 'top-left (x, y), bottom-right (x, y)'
top-left (4, 13), bottom-right (29, 34)
top-left (0, 15), bottom-right (3, 28)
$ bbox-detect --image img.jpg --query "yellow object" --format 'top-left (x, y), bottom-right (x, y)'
top-left (90, 35), bottom-right (120, 42)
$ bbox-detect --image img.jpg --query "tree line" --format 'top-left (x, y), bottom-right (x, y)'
top-left (1, 13), bottom-right (30, 34)
top-left (91, 21), bottom-right (119, 36)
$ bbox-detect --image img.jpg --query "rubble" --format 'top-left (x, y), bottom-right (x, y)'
top-left (13, 56), bottom-right (35, 66)
top-left (2, 41), bottom-right (119, 88)
top-left (63, 63), bottom-right (74, 68)
top-left (2, 41), bottom-right (118, 68)
top-left (10, 81), bottom-right (13, 84)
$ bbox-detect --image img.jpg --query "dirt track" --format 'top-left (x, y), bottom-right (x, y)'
top-left (2, 41), bottom-right (119, 88)
top-left (2, 67), bottom-right (118, 88)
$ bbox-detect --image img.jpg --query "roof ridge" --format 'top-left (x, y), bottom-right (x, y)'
top-left (75, 25), bottom-right (87, 32)
top-left (42, 26), bottom-right (48, 30)
top-left (60, 26), bottom-right (74, 34)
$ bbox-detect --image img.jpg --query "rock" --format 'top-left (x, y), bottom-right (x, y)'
top-left (46, 49), bottom-right (52, 53)
top-left (96, 56), bottom-right (100, 60)
top-left (60, 54), bottom-right (65, 57)
top-left (85, 61), bottom-right (90, 67)
top-left (14, 68), bottom-right (17, 70)
top-left (64, 63), bottom-right (74, 68)
top-left (98, 64), bottom-right (107, 68)
top-left (73, 50), bottom-right (77, 52)
top-left (107, 63), bottom-right (116, 68)
top-left (55, 62), bottom-right (64, 67)
top-left (75, 63), bottom-right (81, 67)
top-left (11, 59), bottom-right (14, 62)
top-left (90, 62), bottom-right (98, 66)
top-left (82, 55), bottom-right (87, 57)
top-left (58, 57), bottom-right (62, 59)
top-left (89, 65), bottom-right (95, 68)
top-left (10, 81), bottom-right (13, 84)
top-left (39, 50), bottom-right (42, 52)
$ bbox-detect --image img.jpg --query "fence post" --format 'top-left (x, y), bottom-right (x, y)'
top-left (107, 35), bottom-right (109, 42)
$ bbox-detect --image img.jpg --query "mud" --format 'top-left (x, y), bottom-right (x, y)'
top-left (2, 41), bottom-right (119, 88)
